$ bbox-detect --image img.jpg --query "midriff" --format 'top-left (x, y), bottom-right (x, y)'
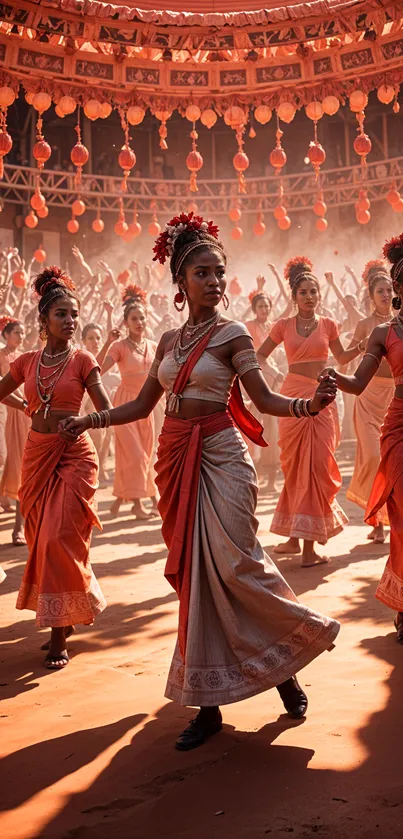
top-left (289, 360), bottom-right (328, 380)
top-left (31, 408), bottom-right (78, 435)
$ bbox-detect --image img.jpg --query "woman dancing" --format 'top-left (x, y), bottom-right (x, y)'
top-left (0, 268), bottom-right (110, 669)
top-left (245, 290), bottom-right (283, 491)
top-left (257, 258), bottom-right (363, 567)
top-left (81, 322), bottom-right (114, 483)
top-left (60, 214), bottom-right (340, 750)
top-left (97, 286), bottom-right (157, 519)
top-left (0, 316), bottom-right (30, 545)
top-left (320, 234), bottom-right (403, 643)
top-left (342, 261), bottom-right (394, 543)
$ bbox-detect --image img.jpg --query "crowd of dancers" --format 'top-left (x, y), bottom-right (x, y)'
top-left (1, 214), bottom-right (403, 750)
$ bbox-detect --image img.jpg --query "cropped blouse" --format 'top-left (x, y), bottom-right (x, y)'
top-left (153, 321), bottom-right (260, 405)
top-left (9, 349), bottom-right (99, 416)
top-left (269, 316), bottom-right (339, 365)
top-left (385, 324), bottom-right (403, 384)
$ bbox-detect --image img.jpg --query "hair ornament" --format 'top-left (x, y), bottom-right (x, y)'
top-left (362, 259), bottom-right (388, 286)
top-left (284, 255), bottom-right (314, 288)
top-left (0, 315), bottom-right (18, 333)
top-left (383, 233), bottom-right (403, 263)
top-left (122, 284), bottom-right (147, 304)
top-left (152, 212), bottom-right (219, 265)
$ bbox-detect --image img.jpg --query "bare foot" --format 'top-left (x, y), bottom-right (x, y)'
top-left (110, 497), bottom-right (122, 517)
top-left (12, 529), bottom-right (26, 546)
top-left (367, 528), bottom-right (376, 541)
top-left (131, 500), bottom-right (152, 520)
top-left (273, 538), bottom-right (301, 555)
top-left (150, 496), bottom-right (159, 516)
top-left (301, 552), bottom-right (330, 568)
top-left (373, 524), bottom-right (386, 544)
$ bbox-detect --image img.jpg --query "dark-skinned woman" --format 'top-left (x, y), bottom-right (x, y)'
top-left (0, 267), bottom-right (111, 669)
top-left (59, 214), bottom-right (340, 750)
top-left (320, 233), bottom-right (403, 645)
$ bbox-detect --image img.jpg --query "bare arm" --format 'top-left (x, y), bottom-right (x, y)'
top-left (267, 263), bottom-right (288, 302)
top-left (345, 264), bottom-right (361, 293)
top-left (0, 372), bottom-right (22, 404)
top-left (329, 336), bottom-right (363, 366)
top-left (321, 324), bottom-right (387, 395)
top-left (97, 329), bottom-right (121, 371)
top-left (325, 272), bottom-right (362, 325)
top-left (85, 369), bottom-right (113, 411)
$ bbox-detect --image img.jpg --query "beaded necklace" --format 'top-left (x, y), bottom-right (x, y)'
top-left (35, 348), bottom-right (74, 418)
top-left (173, 314), bottom-right (220, 366)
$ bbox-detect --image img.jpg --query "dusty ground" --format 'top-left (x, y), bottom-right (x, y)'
top-left (1, 444), bottom-right (402, 839)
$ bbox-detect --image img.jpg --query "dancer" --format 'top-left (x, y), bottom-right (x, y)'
top-left (257, 259), bottom-right (363, 566)
top-left (0, 316), bottom-right (30, 544)
top-left (245, 290), bottom-right (282, 491)
top-left (0, 267), bottom-right (110, 669)
top-left (320, 234), bottom-right (403, 643)
top-left (342, 262), bottom-right (393, 543)
top-left (60, 213), bottom-right (339, 750)
top-left (81, 322), bottom-right (113, 483)
top-left (97, 286), bottom-right (157, 519)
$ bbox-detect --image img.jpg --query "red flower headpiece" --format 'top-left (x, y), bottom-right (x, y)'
top-left (122, 284), bottom-right (147, 304)
top-left (383, 233), bottom-right (403, 263)
top-left (152, 212), bottom-right (219, 265)
top-left (0, 315), bottom-right (18, 333)
top-left (32, 267), bottom-right (76, 297)
top-left (284, 255), bottom-right (313, 284)
top-left (248, 289), bottom-right (273, 306)
top-left (362, 258), bottom-right (388, 285)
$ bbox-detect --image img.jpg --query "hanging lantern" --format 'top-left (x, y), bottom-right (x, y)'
top-left (274, 205), bottom-right (287, 220)
top-left (84, 99), bottom-right (101, 121)
top-left (92, 217), bottom-right (104, 233)
top-left (71, 121), bottom-right (89, 187)
top-left (0, 125), bottom-right (12, 179)
top-left (322, 95), bottom-right (340, 116)
top-left (12, 269), bottom-right (26, 288)
top-left (127, 105), bottom-right (146, 126)
top-left (72, 198), bottom-right (86, 216)
top-left (0, 86), bottom-right (16, 108)
top-left (200, 109), bottom-right (217, 129)
top-left (118, 109), bottom-right (137, 192)
top-left (30, 190), bottom-right (46, 211)
top-left (185, 104), bottom-right (201, 123)
top-left (34, 246), bottom-right (46, 263)
top-left (186, 121), bottom-right (203, 192)
top-left (25, 91), bottom-right (35, 106)
top-left (253, 213), bottom-right (266, 236)
top-left (270, 121), bottom-right (287, 174)
top-left (55, 105), bottom-right (65, 119)
top-left (231, 226), bottom-right (243, 241)
top-left (313, 196), bottom-right (327, 216)
top-left (148, 218), bottom-right (161, 236)
top-left (307, 118), bottom-right (326, 181)
top-left (37, 205), bottom-right (49, 219)
top-left (305, 101), bottom-right (323, 121)
top-left (129, 209), bottom-right (142, 238)
top-left (123, 228), bottom-right (135, 244)
top-left (229, 207), bottom-right (242, 223)
top-left (33, 138), bottom-right (51, 170)
top-left (100, 102), bottom-right (112, 119)
top-left (316, 217), bottom-right (328, 232)
top-left (114, 197), bottom-right (128, 236)
top-left (155, 109), bottom-right (172, 150)
top-left (254, 105), bottom-right (272, 125)
top-left (353, 130), bottom-right (372, 165)
top-left (67, 217), bottom-right (79, 234)
top-left (349, 90), bottom-right (368, 112)
top-left (32, 92), bottom-right (52, 114)
top-left (355, 189), bottom-right (370, 212)
top-left (377, 84), bottom-right (395, 105)
top-left (356, 209), bottom-right (371, 224)
top-left (224, 105), bottom-right (246, 127)
top-left (278, 215), bottom-right (291, 230)
top-left (59, 95), bottom-right (76, 115)
top-left (249, 126), bottom-right (256, 139)
top-left (386, 187), bottom-right (401, 205)
top-left (233, 151), bottom-right (249, 194)
top-left (277, 101), bottom-right (296, 124)
top-left (25, 211), bottom-right (38, 229)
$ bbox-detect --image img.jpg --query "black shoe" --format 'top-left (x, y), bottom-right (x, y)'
top-left (175, 709), bottom-right (223, 751)
top-left (276, 676), bottom-right (308, 719)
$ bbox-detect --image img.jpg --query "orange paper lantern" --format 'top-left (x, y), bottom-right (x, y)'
top-left (129, 221), bottom-right (142, 238)
top-left (354, 133), bottom-right (372, 160)
top-left (200, 109), bottom-right (217, 129)
top-left (71, 141), bottom-right (89, 184)
top-left (148, 220), bottom-right (161, 237)
top-left (278, 215), bottom-right (291, 230)
top-left (316, 217), bottom-right (328, 232)
top-left (229, 207), bottom-right (242, 223)
top-left (0, 130), bottom-right (13, 178)
top-left (30, 191), bottom-right (46, 211)
top-left (186, 149), bottom-right (203, 192)
top-left (12, 269), bottom-right (26, 288)
top-left (67, 218), bottom-right (79, 233)
top-left (92, 218), bottom-right (104, 233)
top-left (313, 199), bottom-right (327, 217)
top-left (253, 219), bottom-right (266, 236)
top-left (33, 139), bottom-right (51, 168)
top-left (356, 194), bottom-right (370, 212)
top-left (37, 205), bottom-right (49, 219)
top-left (270, 146), bottom-right (287, 172)
top-left (25, 211), bottom-right (38, 229)
top-left (34, 247), bottom-right (46, 263)
top-left (273, 205), bottom-right (287, 220)
top-left (72, 198), bottom-right (86, 217)
top-left (386, 188), bottom-right (401, 205)
top-left (356, 209), bottom-right (371, 224)
top-left (231, 226), bottom-right (243, 241)
top-left (114, 220), bottom-right (128, 236)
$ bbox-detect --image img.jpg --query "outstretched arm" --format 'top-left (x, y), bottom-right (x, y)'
top-left (321, 324), bottom-right (387, 395)
top-left (325, 271), bottom-right (362, 326)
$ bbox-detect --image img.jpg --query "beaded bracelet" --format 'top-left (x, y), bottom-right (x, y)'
top-left (89, 410), bottom-right (111, 429)
top-left (289, 398), bottom-right (319, 418)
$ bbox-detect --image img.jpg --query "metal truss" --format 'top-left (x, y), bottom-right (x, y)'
top-left (1, 158), bottom-right (403, 217)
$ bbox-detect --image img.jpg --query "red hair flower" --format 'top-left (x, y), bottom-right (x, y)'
top-left (122, 284), bottom-right (147, 303)
top-left (362, 259), bottom-right (386, 285)
top-left (0, 315), bottom-right (18, 332)
top-left (284, 255), bottom-right (313, 283)
top-left (152, 212), bottom-right (219, 265)
top-left (383, 233), bottom-right (403, 262)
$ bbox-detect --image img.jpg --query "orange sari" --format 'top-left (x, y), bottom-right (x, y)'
top-left (269, 317), bottom-right (347, 544)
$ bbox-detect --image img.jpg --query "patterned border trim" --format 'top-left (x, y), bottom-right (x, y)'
top-left (271, 506), bottom-right (348, 545)
top-left (16, 577), bottom-right (106, 627)
top-left (376, 561), bottom-right (403, 612)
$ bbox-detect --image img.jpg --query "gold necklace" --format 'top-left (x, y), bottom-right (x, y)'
top-left (126, 336), bottom-right (147, 356)
top-left (297, 314), bottom-right (317, 332)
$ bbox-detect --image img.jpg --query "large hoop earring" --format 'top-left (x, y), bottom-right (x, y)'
top-left (222, 293), bottom-right (229, 311)
top-left (174, 289), bottom-right (186, 312)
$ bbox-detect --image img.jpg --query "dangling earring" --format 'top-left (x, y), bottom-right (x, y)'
top-left (392, 295), bottom-right (402, 310)
top-left (174, 288), bottom-right (186, 312)
top-left (39, 324), bottom-right (47, 342)
top-left (222, 293), bottom-right (230, 311)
